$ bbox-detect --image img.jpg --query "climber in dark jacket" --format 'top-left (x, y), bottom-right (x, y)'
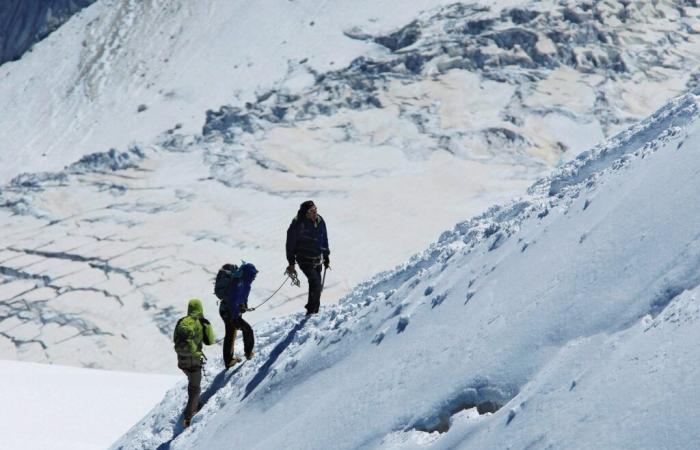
top-left (285, 200), bottom-right (330, 315)
top-left (220, 262), bottom-right (258, 368)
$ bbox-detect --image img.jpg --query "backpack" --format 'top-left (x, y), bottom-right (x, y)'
top-left (214, 263), bottom-right (240, 301)
top-left (173, 316), bottom-right (204, 356)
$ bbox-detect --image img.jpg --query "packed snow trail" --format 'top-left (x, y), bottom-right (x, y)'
top-left (242, 315), bottom-right (310, 399)
top-left (115, 90), bottom-right (700, 449)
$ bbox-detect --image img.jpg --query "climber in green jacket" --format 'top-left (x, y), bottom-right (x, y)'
top-left (173, 298), bottom-right (216, 428)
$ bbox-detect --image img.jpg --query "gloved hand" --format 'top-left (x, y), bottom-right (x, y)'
top-left (323, 256), bottom-right (330, 269)
top-left (287, 265), bottom-right (301, 287)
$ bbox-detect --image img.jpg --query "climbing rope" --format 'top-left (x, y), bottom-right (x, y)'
top-left (248, 275), bottom-right (294, 311)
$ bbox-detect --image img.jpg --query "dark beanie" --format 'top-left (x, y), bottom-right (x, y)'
top-left (297, 200), bottom-right (315, 219)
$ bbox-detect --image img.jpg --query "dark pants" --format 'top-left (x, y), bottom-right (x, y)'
top-left (223, 315), bottom-right (254, 364)
top-left (177, 355), bottom-right (202, 421)
top-left (300, 263), bottom-right (323, 314)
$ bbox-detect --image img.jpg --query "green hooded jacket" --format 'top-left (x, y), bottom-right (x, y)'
top-left (173, 298), bottom-right (216, 359)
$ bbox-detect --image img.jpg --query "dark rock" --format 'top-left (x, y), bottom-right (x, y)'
top-left (562, 8), bottom-right (584, 24)
top-left (486, 28), bottom-right (539, 53)
top-left (462, 19), bottom-right (495, 35)
top-left (374, 20), bottom-right (421, 52)
top-left (68, 147), bottom-right (144, 173)
top-left (271, 106), bottom-right (287, 120)
top-left (0, 0), bottom-right (97, 65)
top-left (506, 8), bottom-right (540, 24)
top-left (404, 53), bottom-right (425, 73)
top-left (203, 106), bottom-right (255, 138)
top-left (366, 95), bottom-right (381, 108)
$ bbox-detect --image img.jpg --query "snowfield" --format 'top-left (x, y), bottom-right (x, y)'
top-left (0, 359), bottom-right (176, 450)
top-left (113, 90), bottom-right (700, 449)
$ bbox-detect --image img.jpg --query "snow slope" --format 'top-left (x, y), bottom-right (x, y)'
top-left (0, 359), bottom-right (176, 450)
top-left (0, 0), bottom-right (463, 183)
top-left (3, 0), bottom-right (700, 373)
top-left (114, 90), bottom-right (700, 449)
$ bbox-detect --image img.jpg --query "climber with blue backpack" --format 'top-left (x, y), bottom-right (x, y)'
top-left (215, 262), bottom-right (258, 368)
top-left (173, 298), bottom-right (216, 428)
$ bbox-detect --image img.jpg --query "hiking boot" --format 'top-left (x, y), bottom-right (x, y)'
top-left (245, 351), bottom-right (255, 360)
top-left (225, 356), bottom-right (242, 369)
top-left (182, 418), bottom-right (191, 428)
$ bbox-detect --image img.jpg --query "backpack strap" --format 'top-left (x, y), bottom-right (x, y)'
top-left (199, 318), bottom-right (214, 345)
top-left (173, 317), bottom-right (185, 343)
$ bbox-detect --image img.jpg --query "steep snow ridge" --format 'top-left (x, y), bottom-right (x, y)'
top-left (343, 89), bottom-right (699, 306)
top-left (0, 0), bottom-right (96, 64)
top-left (114, 91), bottom-right (700, 449)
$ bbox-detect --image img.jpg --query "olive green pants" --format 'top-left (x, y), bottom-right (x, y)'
top-left (178, 355), bottom-right (202, 421)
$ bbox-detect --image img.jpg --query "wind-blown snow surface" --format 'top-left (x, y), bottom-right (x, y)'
top-left (115, 91), bottom-right (700, 449)
top-left (0, 359), bottom-right (176, 450)
top-left (3, 0), bottom-right (700, 373)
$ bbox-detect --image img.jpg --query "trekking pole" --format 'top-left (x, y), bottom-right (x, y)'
top-left (321, 265), bottom-right (328, 292)
top-left (248, 276), bottom-right (290, 311)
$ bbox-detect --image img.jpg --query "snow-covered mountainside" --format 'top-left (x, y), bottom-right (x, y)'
top-left (0, 0), bottom-right (96, 65)
top-left (0, 0), bottom-right (461, 182)
top-left (114, 90), bottom-right (700, 450)
top-left (2, 0), bottom-right (700, 373)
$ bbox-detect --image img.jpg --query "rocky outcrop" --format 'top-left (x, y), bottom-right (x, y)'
top-left (0, 0), bottom-right (96, 65)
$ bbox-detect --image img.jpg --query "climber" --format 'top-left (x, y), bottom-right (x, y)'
top-left (173, 298), bottom-right (216, 428)
top-left (285, 200), bottom-right (330, 315)
top-left (220, 262), bottom-right (258, 368)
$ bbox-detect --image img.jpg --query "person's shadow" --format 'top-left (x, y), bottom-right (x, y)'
top-left (154, 362), bottom-right (246, 450)
top-left (155, 316), bottom-right (309, 450)
top-left (243, 315), bottom-right (309, 399)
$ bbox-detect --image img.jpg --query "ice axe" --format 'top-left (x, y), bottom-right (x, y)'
top-left (321, 264), bottom-right (329, 294)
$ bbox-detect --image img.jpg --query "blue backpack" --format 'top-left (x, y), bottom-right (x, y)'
top-left (214, 263), bottom-right (240, 300)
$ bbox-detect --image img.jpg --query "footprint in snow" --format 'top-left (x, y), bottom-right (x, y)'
top-left (397, 315), bottom-right (410, 333)
top-left (372, 329), bottom-right (386, 345)
top-left (431, 293), bottom-right (447, 308)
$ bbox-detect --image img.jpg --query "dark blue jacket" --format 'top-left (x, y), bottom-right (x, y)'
top-left (225, 263), bottom-right (257, 318)
top-left (286, 215), bottom-right (330, 265)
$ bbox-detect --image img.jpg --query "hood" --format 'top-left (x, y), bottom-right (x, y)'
top-left (187, 298), bottom-right (204, 318)
top-left (240, 263), bottom-right (258, 283)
